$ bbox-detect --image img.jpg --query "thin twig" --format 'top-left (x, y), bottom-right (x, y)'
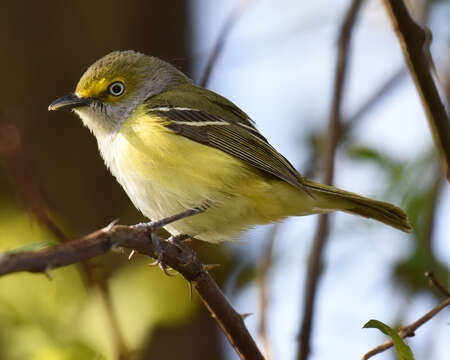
top-left (425, 271), bottom-right (450, 297)
top-left (302, 66), bottom-right (407, 180)
top-left (361, 296), bottom-right (450, 360)
top-left (199, 0), bottom-right (254, 87)
top-left (256, 224), bottom-right (279, 359)
top-left (382, 0), bottom-right (450, 181)
top-left (341, 66), bottom-right (407, 136)
top-left (296, 1), bottom-right (365, 359)
top-left (0, 224), bottom-right (264, 360)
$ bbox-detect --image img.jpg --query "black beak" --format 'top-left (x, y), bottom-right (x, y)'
top-left (48, 93), bottom-right (92, 111)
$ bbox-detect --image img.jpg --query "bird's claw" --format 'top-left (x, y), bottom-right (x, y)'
top-left (133, 223), bottom-right (177, 276)
top-left (167, 234), bottom-right (190, 251)
top-left (149, 259), bottom-right (175, 276)
top-left (149, 229), bottom-right (175, 276)
top-left (131, 207), bottom-right (206, 276)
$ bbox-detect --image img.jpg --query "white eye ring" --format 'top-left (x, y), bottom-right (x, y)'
top-left (108, 81), bottom-right (125, 96)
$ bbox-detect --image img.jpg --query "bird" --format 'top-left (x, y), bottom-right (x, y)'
top-left (49, 50), bottom-right (410, 248)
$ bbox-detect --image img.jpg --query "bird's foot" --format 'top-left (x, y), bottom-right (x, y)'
top-left (168, 234), bottom-right (190, 247)
top-left (131, 222), bottom-right (172, 275)
top-left (131, 206), bottom-right (207, 276)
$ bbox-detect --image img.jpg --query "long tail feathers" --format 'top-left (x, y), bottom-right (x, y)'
top-left (305, 181), bottom-right (411, 233)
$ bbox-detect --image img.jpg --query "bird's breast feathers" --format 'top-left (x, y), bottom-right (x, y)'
top-left (99, 106), bottom-right (276, 241)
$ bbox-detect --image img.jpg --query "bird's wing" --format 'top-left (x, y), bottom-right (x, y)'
top-left (145, 105), bottom-right (310, 195)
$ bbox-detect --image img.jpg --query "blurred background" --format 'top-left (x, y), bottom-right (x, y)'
top-left (0, 0), bottom-right (449, 359)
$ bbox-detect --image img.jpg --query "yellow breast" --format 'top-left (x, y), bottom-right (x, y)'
top-left (108, 106), bottom-right (251, 237)
top-left (103, 105), bottom-right (311, 242)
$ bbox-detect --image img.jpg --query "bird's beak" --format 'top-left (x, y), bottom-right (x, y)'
top-left (48, 93), bottom-right (92, 111)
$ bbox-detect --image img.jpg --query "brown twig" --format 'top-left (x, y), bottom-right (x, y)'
top-left (199, 0), bottom-right (254, 87)
top-left (256, 224), bottom-right (279, 359)
top-left (361, 296), bottom-right (450, 360)
top-left (296, 1), bottom-right (365, 359)
top-left (0, 224), bottom-right (264, 360)
top-left (425, 271), bottom-right (450, 297)
top-left (382, 0), bottom-right (450, 181)
top-left (341, 66), bottom-right (407, 136)
top-left (302, 66), bottom-right (407, 180)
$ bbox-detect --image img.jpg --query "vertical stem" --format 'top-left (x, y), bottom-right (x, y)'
top-left (257, 224), bottom-right (279, 359)
top-left (296, 1), bottom-right (365, 359)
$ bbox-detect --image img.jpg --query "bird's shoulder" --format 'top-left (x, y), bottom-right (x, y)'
top-left (141, 83), bottom-right (310, 195)
top-left (144, 83), bottom-right (259, 132)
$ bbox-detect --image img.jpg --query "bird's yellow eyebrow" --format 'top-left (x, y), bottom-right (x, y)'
top-left (76, 77), bottom-right (126, 99)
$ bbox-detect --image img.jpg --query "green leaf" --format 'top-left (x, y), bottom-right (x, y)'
top-left (348, 146), bottom-right (385, 162)
top-left (363, 319), bottom-right (414, 360)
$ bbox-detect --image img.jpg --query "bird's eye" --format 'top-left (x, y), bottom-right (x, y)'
top-left (108, 81), bottom-right (125, 96)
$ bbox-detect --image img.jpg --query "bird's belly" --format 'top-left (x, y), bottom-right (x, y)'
top-left (103, 130), bottom-right (260, 242)
top-left (114, 158), bottom-right (252, 243)
top-left (100, 125), bottom-right (313, 243)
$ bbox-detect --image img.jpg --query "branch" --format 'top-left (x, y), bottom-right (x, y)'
top-left (341, 66), bottom-right (407, 137)
top-left (361, 296), bottom-right (450, 360)
top-left (302, 66), bottom-right (407, 180)
top-left (0, 224), bottom-right (264, 360)
top-left (382, 0), bottom-right (450, 181)
top-left (199, 0), bottom-right (254, 87)
top-left (425, 271), bottom-right (450, 297)
top-left (256, 224), bottom-right (279, 359)
top-left (296, 1), bottom-right (365, 359)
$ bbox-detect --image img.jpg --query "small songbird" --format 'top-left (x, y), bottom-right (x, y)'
top-left (49, 50), bottom-right (410, 245)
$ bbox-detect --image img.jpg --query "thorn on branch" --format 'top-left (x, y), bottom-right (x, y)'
top-left (240, 313), bottom-right (253, 320)
top-left (103, 219), bottom-right (120, 233)
top-left (128, 249), bottom-right (136, 260)
top-left (44, 267), bottom-right (52, 281)
top-left (203, 264), bottom-right (221, 271)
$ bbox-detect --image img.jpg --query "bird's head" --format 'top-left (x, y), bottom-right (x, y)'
top-left (49, 50), bottom-right (189, 137)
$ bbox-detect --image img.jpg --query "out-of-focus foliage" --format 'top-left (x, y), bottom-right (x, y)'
top-left (0, 202), bottom-right (201, 359)
top-left (1, 0), bottom-right (449, 359)
top-left (348, 145), bottom-right (449, 295)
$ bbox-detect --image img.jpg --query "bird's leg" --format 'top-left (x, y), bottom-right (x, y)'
top-left (132, 206), bottom-right (205, 231)
top-left (131, 206), bottom-right (206, 275)
top-left (167, 234), bottom-right (190, 246)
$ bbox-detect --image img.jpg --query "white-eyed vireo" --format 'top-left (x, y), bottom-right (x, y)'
top-left (49, 50), bottom-right (410, 246)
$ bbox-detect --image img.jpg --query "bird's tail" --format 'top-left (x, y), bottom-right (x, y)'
top-left (304, 180), bottom-right (411, 232)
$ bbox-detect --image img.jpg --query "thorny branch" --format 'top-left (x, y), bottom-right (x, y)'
top-left (296, 1), bottom-right (365, 359)
top-left (361, 273), bottom-right (450, 360)
top-left (0, 224), bottom-right (264, 360)
top-left (382, 0), bottom-right (450, 181)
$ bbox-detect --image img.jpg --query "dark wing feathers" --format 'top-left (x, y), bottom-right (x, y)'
top-left (149, 107), bottom-right (310, 195)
